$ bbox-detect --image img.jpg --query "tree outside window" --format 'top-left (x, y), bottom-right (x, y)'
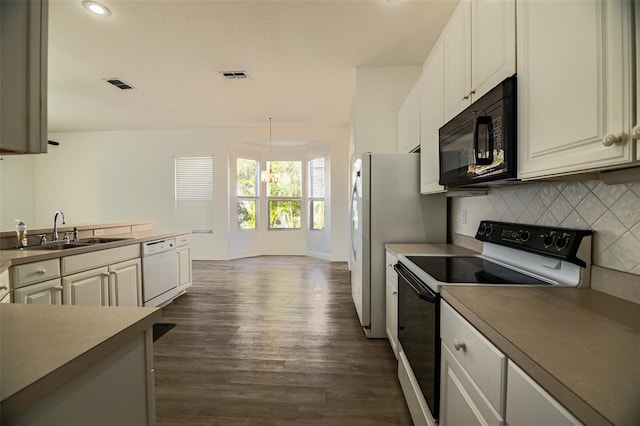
top-left (237, 158), bottom-right (258, 230)
top-left (308, 157), bottom-right (325, 230)
top-left (267, 161), bottom-right (301, 229)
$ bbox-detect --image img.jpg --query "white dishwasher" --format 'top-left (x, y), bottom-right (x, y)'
top-left (142, 238), bottom-right (178, 307)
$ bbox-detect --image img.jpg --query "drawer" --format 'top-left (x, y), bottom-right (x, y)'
top-left (1, 269), bottom-right (10, 302)
top-left (62, 244), bottom-right (140, 275)
top-left (11, 259), bottom-right (61, 288)
top-left (440, 300), bottom-right (507, 414)
top-left (176, 234), bottom-right (191, 247)
top-left (386, 250), bottom-right (398, 277)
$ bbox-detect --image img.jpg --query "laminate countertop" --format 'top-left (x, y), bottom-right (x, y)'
top-left (0, 303), bottom-right (161, 419)
top-left (442, 286), bottom-right (640, 426)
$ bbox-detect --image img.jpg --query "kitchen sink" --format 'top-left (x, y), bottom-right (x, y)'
top-left (30, 237), bottom-right (134, 250)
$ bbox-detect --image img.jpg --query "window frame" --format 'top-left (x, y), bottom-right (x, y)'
top-left (174, 156), bottom-right (214, 234)
top-left (236, 157), bottom-right (260, 230)
top-left (266, 160), bottom-right (303, 230)
top-left (308, 157), bottom-right (325, 230)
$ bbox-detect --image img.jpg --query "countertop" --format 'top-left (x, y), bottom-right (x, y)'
top-left (0, 303), bottom-right (161, 418)
top-left (385, 243), bottom-right (478, 258)
top-left (0, 229), bottom-right (190, 269)
top-left (442, 286), bottom-right (640, 426)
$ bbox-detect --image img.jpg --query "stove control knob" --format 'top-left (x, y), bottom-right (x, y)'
top-left (543, 234), bottom-right (556, 248)
top-left (556, 237), bottom-right (569, 250)
top-left (485, 223), bottom-right (494, 236)
top-left (478, 223), bottom-right (487, 235)
top-left (520, 230), bottom-right (531, 242)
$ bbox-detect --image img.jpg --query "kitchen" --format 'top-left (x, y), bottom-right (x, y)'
top-left (1, 0), bottom-right (640, 425)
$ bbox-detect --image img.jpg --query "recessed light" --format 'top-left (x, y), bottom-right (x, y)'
top-left (82, 1), bottom-right (111, 16)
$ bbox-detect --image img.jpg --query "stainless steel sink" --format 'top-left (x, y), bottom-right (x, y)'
top-left (30, 237), bottom-right (133, 250)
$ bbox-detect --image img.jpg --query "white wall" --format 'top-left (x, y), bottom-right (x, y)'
top-left (0, 126), bottom-right (349, 261)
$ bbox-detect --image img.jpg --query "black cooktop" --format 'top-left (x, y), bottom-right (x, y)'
top-left (405, 256), bottom-right (551, 285)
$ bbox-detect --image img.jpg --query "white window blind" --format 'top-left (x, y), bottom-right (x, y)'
top-left (175, 156), bottom-right (213, 233)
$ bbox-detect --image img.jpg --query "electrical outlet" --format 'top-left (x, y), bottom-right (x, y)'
top-left (94, 229), bottom-right (104, 236)
top-left (460, 209), bottom-right (467, 225)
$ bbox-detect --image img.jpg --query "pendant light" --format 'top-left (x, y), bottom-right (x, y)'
top-left (260, 117), bottom-right (279, 184)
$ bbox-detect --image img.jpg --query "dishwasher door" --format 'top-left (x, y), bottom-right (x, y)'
top-left (142, 239), bottom-right (178, 307)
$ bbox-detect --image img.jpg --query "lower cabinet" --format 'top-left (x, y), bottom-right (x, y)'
top-left (385, 250), bottom-right (399, 359)
top-left (13, 278), bottom-right (63, 305)
top-left (1, 269), bottom-right (11, 303)
top-left (507, 361), bottom-right (582, 426)
top-left (63, 259), bottom-right (141, 307)
top-left (176, 245), bottom-right (192, 294)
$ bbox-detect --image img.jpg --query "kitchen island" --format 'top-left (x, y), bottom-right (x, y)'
top-left (1, 303), bottom-right (161, 425)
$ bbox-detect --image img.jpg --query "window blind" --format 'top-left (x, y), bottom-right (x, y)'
top-left (175, 156), bottom-right (213, 233)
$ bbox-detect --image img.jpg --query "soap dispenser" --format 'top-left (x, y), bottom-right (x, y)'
top-left (15, 220), bottom-right (27, 248)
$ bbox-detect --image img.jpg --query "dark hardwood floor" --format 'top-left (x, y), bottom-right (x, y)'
top-left (153, 256), bottom-right (412, 425)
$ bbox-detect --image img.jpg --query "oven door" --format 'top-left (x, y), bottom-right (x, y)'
top-left (395, 262), bottom-right (440, 421)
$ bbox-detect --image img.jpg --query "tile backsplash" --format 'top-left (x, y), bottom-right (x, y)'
top-left (451, 180), bottom-right (640, 275)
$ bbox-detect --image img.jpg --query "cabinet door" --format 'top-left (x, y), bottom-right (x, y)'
top-left (507, 361), bottom-right (581, 425)
top-left (14, 278), bottom-right (62, 305)
top-left (420, 40), bottom-right (446, 195)
top-left (397, 82), bottom-right (421, 153)
top-left (63, 267), bottom-right (109, 306)
top-left (443, 0), bottom-right (472, 122)
top-left (440, 344), bottom-right (504, 426)
top-left (385, 271), bottom-right (398, 359)
top-left (471, 0), bottom-right (515, 100)
top-left (109, 258), bottom-right (142, 307)
top-left (0, 269), bottom-right (10, 303)
top-left (176, 246), bottom-right (192, 292)
top-left (517, 0), bottom-right (633, 179)
top-left (0, 0), bottom-right (48, 154)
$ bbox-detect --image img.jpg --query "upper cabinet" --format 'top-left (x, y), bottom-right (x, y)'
top-left (442, 0), bottom-right (516, 123)
top-left (0, 0), bottom-right (48, 154)
top-left (517, 0), bottom-right (636, 179)
top-left (420, 40), bottom-right (446, 195)
top-left (397, 82), bottom-right (421, 153)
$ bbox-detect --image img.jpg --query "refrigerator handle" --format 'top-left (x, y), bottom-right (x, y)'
top-left (350, 184), bottom-right (358, 260)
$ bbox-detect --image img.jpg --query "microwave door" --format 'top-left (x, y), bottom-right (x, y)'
top-left (474, 116), bottom-right (494, 165)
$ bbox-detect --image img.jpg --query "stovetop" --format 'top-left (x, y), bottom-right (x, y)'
top-left (404, 255), bottom-right (550, 285)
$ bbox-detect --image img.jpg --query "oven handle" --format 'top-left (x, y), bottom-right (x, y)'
top-left (394, 263), bottom-right (438, 303)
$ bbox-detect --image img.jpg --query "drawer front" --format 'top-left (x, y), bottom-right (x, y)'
top-left (176, 234), bottom-right (191, 247)
top-left (62, 244), bottom-right (140, 275)
top-left (1, 269), bottom-right (10, 302)
top-left (441, 300), bottom-right (506, 414)
top-left (11, 259), bottom-right (61, 288)
top-left (386, 251), bottom-right (398, 278)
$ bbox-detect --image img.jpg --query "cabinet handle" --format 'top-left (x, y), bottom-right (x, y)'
top-left (392, 291), bottom-right (397, 295)
top-left (602, 133), bottom-right (623, 146)
top-left (463, 95), bottom-right (470, 100)
top-left (55, 285), bottom-right (63, 291)
top-left (453, 339), bottom-right (466, 351)
top-left (103, 272), bottom-right (110, 277)
top-left (0, 285), bottom-right (8, 290)
top-left (631, 125), bottom-right (640, 140)
top-left (470, 89), bottom-right (476, 95)
top-left (37, 268), bottom-right (47, 275)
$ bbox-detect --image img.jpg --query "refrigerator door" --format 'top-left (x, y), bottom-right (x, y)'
top-left (350, 158), bottom-right (364, 325)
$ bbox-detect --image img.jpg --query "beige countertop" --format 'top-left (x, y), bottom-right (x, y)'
top-left (0, 303), bottom-right (161, 418)
top-left (0, 229), bottom-right (190, 268)
top-left (442, 286), bottom-right (640, 426)
top-left (385, 243), bottom-right (479, 257)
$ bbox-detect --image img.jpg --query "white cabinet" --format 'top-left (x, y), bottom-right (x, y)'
top-left (14, 278), bottom-right (63, 304)
top-left (1, 269), bottom-right (11, 303)
top-left (176, 234), bottom-right (192, 295)
top-left (507, 361), bottom-right (582, 426)
top-left (442, 0), bottom-right (515, 122)
top-left (517, 0), bottom-right (635, 179)
top-left (397, 82), bottom-right (421, 153)
top-left (439, 301), bottom-right (506, 425)
top-left (385, 250), bottom-right (399, 359)
top-left (0, 0), bottom-right (48, 154)
top-left (63, 258), bottom-right (142, 307)
top-left (420, 40), bottom-right (446, 195)
top-left (63, 267), bottom-right (109, 306)
top-left (11, 258), bottom-right (62, 305)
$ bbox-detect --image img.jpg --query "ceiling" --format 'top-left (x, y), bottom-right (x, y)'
top-left (48, 0), bottom-right (458, 132)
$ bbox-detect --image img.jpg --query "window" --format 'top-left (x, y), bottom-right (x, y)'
top-left (237, 158), bottom-right (258, 230)
top-left (175, 156), bottom-right (213, 233)
top-left (267, 161), bottom-right (302, 229)
top-left (308, 157), bottom-right (325, 230)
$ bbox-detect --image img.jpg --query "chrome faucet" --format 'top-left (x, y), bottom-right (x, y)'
top-left (53, 210), bottom-right (66, 242)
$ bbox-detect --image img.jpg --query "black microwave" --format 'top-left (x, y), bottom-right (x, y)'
top-left (439, 76), bottom-right (517, 187)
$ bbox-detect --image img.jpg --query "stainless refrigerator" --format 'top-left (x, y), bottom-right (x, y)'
top-left (350, 152), bottom-right (446, 338)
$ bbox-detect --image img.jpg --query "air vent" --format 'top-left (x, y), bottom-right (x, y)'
top-left (220, 71), bottom-right (248, 79)
top-left (106, 78), bottom-right (135, 90)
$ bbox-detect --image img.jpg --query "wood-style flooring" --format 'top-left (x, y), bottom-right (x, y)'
top-left (153, 256), bottom-right (412, 425)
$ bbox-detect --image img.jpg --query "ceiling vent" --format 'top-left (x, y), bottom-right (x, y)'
top-left (220, 71), bottom-right (248, 79)
top-left (106, 78), bottom-right (135, 90)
